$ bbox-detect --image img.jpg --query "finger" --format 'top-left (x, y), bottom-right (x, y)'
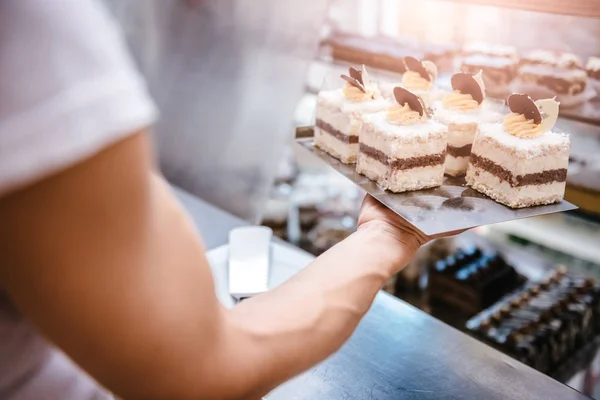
top-left (360, 194), bottom-right (377, 211)
top-left (429, 228), bottom-right (469, 240)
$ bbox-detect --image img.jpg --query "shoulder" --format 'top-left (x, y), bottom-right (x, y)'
top-left (0, 0), bottom-right (157, 196)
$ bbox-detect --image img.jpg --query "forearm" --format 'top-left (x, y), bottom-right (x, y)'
top-left (0, 129), bottom-right (417, 400)
top-left (221, 222), bottom-right (413, 398)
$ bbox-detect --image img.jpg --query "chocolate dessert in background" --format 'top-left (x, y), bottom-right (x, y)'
top-left (515, 51), bottom-right (590, 107)
top-left (321, 33), bottom-right (418, 74)
top-left (466, 269), bottom-right (600, 376)
top-left (320, 32), bottom-right (457, 74)
top-left (460, 55), bottom-right (518, 96)
top-left (428, 247), bottom-right (523, 315)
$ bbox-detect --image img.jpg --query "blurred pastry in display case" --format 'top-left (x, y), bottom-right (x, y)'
top-left (461, 55), bottom-right (518, 97)
top-left (467, 268), bottom-right (600, 375)
top-left (306, 216), bottom-right (356, 256)
top-left (261, 184), bottom-right (292, 240)
top-left (320, 32), bottom-right (457, 74)
top-left (356, 87), bottom-right (448, 192)
top-left (586, 56), bottom-right (600, 95)
top-left (466, 94), bottom-right (569, 208)
top-left (516, 51), bottom-right (591, 108)
top-left (462, 42), bottom-right (518, 60)
top-left (291, 175), bottom-right (329, 250)
top-left (295, 191), bottom-right (323, 235)
top-left (321, 33), bottom-right (417, 74)
top-left (380, 56), bottom-right (442, 106)
top-left (421, 42), bottom-right (460, 73)
top-left (273, 145), bottom-right (299, 185)
top-left (315, 66), bottom-right (390, 163)
top-left (519, 51), bottom-right (584, 69)
top-left (459, 41), bottom-right (519, 97)
top-left (428, 246), bottom-right (522, 315)
top-left (387, 237), bottom-right (457, 297)
top-left (433, 71), bottom-right (503, 177)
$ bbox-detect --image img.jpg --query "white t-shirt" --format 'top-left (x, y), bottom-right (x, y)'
top-left (0, 1), bottom-right (156, 399)
top-left (0, 0), bottom-right (157, 196)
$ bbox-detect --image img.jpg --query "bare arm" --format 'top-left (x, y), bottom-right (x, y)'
top-left (0, 131), bottom-right (427, 400)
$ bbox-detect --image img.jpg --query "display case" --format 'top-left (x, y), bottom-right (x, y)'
top-left (264, 0), bottom-right (600, 396)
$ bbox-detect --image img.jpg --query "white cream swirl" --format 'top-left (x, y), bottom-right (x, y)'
top-left (503, 113), bottom-right (543, 138)
top-left (387, 103), bottom-right (423, 125)
top-left (442, 90), bottom-right (479, 111)
top-left (343, 82), bottom-right (375, 102)
top-left (402, 71), bottom-right (432, 91)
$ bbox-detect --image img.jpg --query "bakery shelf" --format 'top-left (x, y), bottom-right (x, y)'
top-left (481, 213), bottom-right (600, 267)
top-left (439, 0), bottom-right (600, 18)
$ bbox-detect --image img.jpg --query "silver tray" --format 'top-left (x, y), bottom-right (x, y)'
top-left (296, 138), bottom-right (578, 236)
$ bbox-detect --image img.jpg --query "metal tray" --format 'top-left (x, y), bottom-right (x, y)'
top-left (296, 138), bottom-right (577, 236)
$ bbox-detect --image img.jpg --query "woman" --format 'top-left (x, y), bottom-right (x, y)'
top-left (0, 1), bottom-right (455, 399)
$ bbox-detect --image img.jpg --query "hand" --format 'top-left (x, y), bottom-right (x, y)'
top-left (357, 195), bottom-right (430, 257)
top-left (358, 194), bottom-right (468, 254)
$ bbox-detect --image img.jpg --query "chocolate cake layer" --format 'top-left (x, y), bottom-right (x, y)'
top-left (360, 143), bottom-right (446, 170)
top-left (520, 73), bottom-right (586, 95)
top-left (316, 119), bottom-right (358, 144)
top-left (322, 35), bottom-right (417, 74)
top-left (588, 69), bottom-right (600, 80)
top-left (462, 59), bottom-right (517, 85)
top-left (321, 34), bottom-right (458, 74)
top-left (447, 144), bottom-right (472, 157)
top-left (470, 154), bottom-right (567, 187)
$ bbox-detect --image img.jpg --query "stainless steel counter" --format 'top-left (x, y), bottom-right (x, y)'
top-left (174, 186), bottom-right (590, 400)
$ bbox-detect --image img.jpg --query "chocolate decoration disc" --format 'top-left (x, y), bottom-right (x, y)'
top-left (508, 93), bottom-right (542, 124)
top-left (341, 74), bottom-right (366, 93)
top-left (451, 72), bottom-right (484, 104)
top-left (349, 66), bottom-right (363, 85)
top-left (404, 56), bottom-right (431, 81)
top-left (393, 87), bottom-right (425, 116)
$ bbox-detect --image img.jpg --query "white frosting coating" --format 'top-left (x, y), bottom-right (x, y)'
top-left (478, 122), bottom-right (570, 157)
top-left (447, 123), bottom-right (478, 147)
top-left (587, 57), bottom-right (600, 72)
top-left (433, 100), bottom-right (502, 125)
top-left (362, 111), bottom-right (447, 140)
top-left (473, 135), bottom-right (569, 174)
top-left (317, 88), bottom-right (392, 115)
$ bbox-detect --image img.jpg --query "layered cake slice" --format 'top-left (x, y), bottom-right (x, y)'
top-left (315, 66), bottom-right (390, 163)
top-left (462, 42), bottom-right (518, 60)
top-left (357, 87), bottom-right (448, 193)
top-left (433, 71), bottom-right (502, 176)
top-left (461, 55), bottom-right (518, 96)
top-left (466, 94), bottom-right (569, 208)
top-left (516, 52), bottom-right (588, 106)
top-left (519, 50), bottom-right (584, 70)
top-left (380, 56), bottom-right (438, 104)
